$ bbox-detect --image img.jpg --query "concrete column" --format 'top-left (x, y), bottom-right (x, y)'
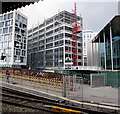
top-left (110, 24), bottom-right (113, 70)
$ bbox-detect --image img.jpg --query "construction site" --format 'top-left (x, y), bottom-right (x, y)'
top-left (0, 0), bottom-right (120, 113)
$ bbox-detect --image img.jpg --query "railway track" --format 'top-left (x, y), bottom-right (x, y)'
top-left (1, 87), bottom-right (119, 114)
top-left (2, 90), bottom-right (59, 113)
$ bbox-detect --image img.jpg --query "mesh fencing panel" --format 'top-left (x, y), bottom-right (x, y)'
top-left (90, 74), bottom-right (106, 88)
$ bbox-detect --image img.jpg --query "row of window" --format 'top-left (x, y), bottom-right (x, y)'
top-left (15, 27), bottom-right (26, 36)
top-left (0, 34), bottom-right (12, 41)
top-left (15, 20), bottom-right (27, 30)
top-left (0, 48), bottom-right (11, 55)
top-left (14, 41), bottom-right (26, 49)
top-left (0, 19), bottom-right (13, 28)
top-left (14, 34), bottom-right (26, 43)
top-left (0, 27), bottom-right (13, 34)
top-left (14, 49), bottom-right (26, 56)
top-left (14, 56), bottom-right (26, 63)
top-left (0, 13), bottom-right (13, 21)
top-left (16, 13), bottom-right (27, 24)
top-left (0, 41), bottom-right (12, 48)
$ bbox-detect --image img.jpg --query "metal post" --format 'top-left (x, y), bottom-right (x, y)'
top-left (110, 24), bottom-right (113, 70)
top-left (73, 74), bottom-right (76, 91)
top-left (63, 75), bottom-right (66, 97)
top-left (68, 75), bottom-right (70, 95)
top-left (81, 73), bottom-right (83, 101)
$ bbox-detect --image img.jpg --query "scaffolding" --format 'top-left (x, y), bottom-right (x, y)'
top-left (72, 3), bottom-right (82, 66)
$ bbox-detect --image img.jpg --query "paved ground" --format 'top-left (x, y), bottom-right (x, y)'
top-left (67, 84), bottom-right (119, 105)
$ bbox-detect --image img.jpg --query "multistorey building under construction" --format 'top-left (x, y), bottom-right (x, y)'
top-left (27, 10), bottom-right (83, 70)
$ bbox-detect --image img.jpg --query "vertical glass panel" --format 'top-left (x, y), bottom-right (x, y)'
top-left (8, 34), bottom-right (12, 40)
top-left (0, 22), bottom-right (4, 27)
top-left (106, 38), bottom-right (112, 69)
top-left (0, 29), bottom-right (2, 34)
top-left (14, 56), bottom-right (17, 62)
top-left (16, 49), bottom-right (21, 55)
top-left (4, 34), bottom-right (8, 40)
top-left (0, 16), bottom-right (2, 21)
top-left (7, 56), bottom-right (11, 62)
top-left (0, 35), bottom-right (2, 41)
top-left (4, 14), bottom-right (7, 20)
top-left (112, 36), bottom-right (120, 70)
top-left (0, 42), bottom-right (2, 48)
top-left (3, 42), bottom-right (8, 48)
top-left (100, 42), bottom-right (105, 69)
top-left (8, 41), bottom-right (12, 47)
top-left (22, 50), bottom-right (26, 56)
top-left (11, 19), bottom-right (13, 25)
top-left (9, 27), bottom-right (13, 32)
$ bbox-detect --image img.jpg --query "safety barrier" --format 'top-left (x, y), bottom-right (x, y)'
top-left (0, 74), bottom-right (63, 93)
top-left (50, 106), bottom-right (81, 113)
top-left (0, 67), bottom-right (76, 97)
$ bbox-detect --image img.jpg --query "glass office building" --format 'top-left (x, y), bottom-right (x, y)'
top-left (92, 16), bottom-right (120, 70)
top-left (0, 10), bottom-right (27, 67)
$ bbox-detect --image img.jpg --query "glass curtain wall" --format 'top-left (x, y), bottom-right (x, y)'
top-left (112, 36), bottom-right (120, 70)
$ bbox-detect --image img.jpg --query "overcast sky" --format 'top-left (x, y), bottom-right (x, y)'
top-left (18, 0), bottom-right (119, 32)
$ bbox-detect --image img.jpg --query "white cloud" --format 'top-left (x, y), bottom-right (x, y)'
top-left (18, 0), bottom-right (119, 32)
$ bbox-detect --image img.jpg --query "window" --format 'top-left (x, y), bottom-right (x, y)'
top-left (4, 14), bottom-right (7, 20)
top-left (9, 27), bottom-right (13, 32)
top-left (22, 16), bottom-right (27, 24)
top-left (22, 50), bottom-right (26, 56)
top-left (24, 44), bottom-right (26, 49)
top-left (0, 42), bottom-right (2, 48)
top-left (0, 16), bottom-right (2, 21)
top-left (7, 56), bottom-right (11, 62)
top-left (0, 22), bottom-right (4, 27)
top-left (5, 48), bottom-right (11, 55)
top-left (4, 35), bottom-right (9, 40)
top-left (8, 34), bottom-right (12, 40)
top-left (3, 27), bottom-right (8, 33)
top-left (14, 56), bottom-right (17, 62)
top-left (8, 13), bottom-right (13, 19)
top-left (8, 41), bottom-right (12, 47)
top-left (15, 27), bottom-right (20, 34)
top-left (0, 29), bottom-right (2, 34)
top-left (20, 57), bottom-right (24, 63)
top-left (1, 35), bottom-right (4, 41)
top-left (16, 49), bottom-right (21, 55)
top-left (0, 35), bottom-right (2, 41)
top-left (5, 20), bottom-right (11, 26)
top-left (11, 19), bottom-right (13, 25)
top-left (15, 20), bottom-right (20, 26)
top-left (3, 42), bottom-right (8, 48)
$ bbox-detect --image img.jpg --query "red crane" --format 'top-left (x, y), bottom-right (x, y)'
top-left (72, 3), bottom-right (82, 66)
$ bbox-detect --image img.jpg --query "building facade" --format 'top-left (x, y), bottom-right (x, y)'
top-left (28, 11), bottom-right (83, 70)
top-left (82, 30), bottom-right (98, 66)
top-left (0, 10), bottom-right (28, 67)
top-left (92, 16), bottom-right (120, 70)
